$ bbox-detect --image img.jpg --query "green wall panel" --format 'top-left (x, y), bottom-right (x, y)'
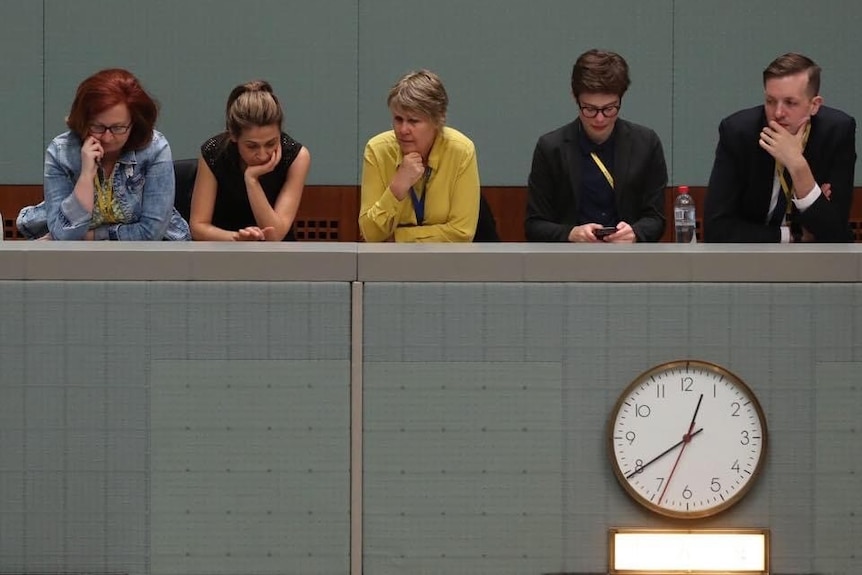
top-left (1, 1), bottom-right (860, 186)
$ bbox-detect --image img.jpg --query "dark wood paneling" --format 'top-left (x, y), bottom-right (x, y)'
top-left (294, 185), bottom-right (359, 242)
top-left (3, 184), bottom-right (861, 242)
top-left (0, 185), bottom-right (43, 240)
top-left (483, 187), bottom-right (527, 242)
top-left (0, 184), bottom-right (360, 242)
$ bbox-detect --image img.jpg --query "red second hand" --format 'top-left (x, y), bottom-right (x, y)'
top-left (658, 428), bottom-right (694, 505)
top-left (659, 392), bottom-right (705, 506)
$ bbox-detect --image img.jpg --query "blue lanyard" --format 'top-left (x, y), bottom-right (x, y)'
top-left (408, 167), bottom-right (432, 224)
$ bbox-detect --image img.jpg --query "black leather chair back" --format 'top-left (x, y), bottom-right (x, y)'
top-left (474, 194), bottom-right (500, 242)
top-left (173, 158), bottom-right (198, 222)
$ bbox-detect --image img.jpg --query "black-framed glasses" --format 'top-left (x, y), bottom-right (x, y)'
top-left (578, 103), bottom-right (621, 119)
top-left (89, 124), bottom-right (131, 135)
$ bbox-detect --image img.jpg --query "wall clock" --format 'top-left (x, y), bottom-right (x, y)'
top-left (608, 360), bottom-right (768, 519)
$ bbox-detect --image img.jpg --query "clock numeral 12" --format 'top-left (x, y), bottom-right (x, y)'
top-left (681, 376), bottom-right (694, 392)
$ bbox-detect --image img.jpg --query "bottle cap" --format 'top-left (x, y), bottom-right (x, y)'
top-left (678, 185), bottom-right (689, 194)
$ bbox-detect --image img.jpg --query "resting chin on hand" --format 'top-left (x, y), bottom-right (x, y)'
top-left (758, 119), bottom-right (816, 199)
top-left (389, 152), bottom-right (425, 200)
top-left (244, 145), bottom-right (281, 182)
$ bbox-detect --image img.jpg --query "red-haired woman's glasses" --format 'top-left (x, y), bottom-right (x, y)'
top-left (89, 124), bottom-right (131, 135)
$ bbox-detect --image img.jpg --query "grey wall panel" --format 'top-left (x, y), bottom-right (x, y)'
top-left (673, 0), bottom-right (862, 186)
top-left (814, 362), bottom-right (862, 575)
top-left (0, 1), bottom-right (44, 183)
top-left (6, 1), bottom-right (861, 185)
top-left (361, 281), bottom-right (862, 574)
top-left (150, 359), bottom-right (350, 575)
top-left (42, 0), bottom-right (359, 185)
top-left (361, 284), bottom-right (567, 575)
top-left (0, 280), bottom-right (352, 575)
top-left (2, 261), bottom-right (862, 574)
top-left (358, 0), bottom-right (674, 185)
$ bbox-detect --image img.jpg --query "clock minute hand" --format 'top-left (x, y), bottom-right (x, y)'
top-left (624, 427), bottom-right (704, 479)
top-left (687, 393), bottom-right (704, 435)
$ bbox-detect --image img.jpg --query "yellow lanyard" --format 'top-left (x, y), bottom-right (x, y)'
top-left (590, 152), bottom-right (614, 189)
top-left (94, 170), bottom-right (116, 222)
top-left (775, 122), bottom-right (811, 213)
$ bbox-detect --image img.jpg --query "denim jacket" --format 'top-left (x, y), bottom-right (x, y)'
top-left (17, 130), bottom-right (190, 240)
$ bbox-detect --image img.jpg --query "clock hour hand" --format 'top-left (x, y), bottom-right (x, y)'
top-left (624, 427), bottom-right (703, 479)
top-left (625, 393), bottom-right (705, 480)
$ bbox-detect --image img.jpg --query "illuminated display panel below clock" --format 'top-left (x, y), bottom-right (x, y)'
top-left (609, 528), bottom-right (769, 574)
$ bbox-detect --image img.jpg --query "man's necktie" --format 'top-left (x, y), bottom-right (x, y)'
top-left (769, 167), bottom-right (791, 226)
top-left (769, 123), bottom-right (811, 227)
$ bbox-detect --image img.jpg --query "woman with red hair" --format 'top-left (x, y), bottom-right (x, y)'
top-left (17, 68), bottom-right (189, 240)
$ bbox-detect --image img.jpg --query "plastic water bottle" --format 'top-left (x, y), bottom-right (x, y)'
top-left (674, 185), bottom-right (696, 243)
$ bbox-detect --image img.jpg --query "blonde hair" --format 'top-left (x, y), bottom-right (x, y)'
top-left (387, 69), bottom-right (448, 126)
top-left (225, 80), bottom-right (284, 137)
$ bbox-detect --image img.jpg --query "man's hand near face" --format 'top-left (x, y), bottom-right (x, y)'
top-left (758, 119), bottom-right (817, 199)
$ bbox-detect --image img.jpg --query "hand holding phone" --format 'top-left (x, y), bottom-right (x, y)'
top-left (594, 226), bottom-right (617, 239)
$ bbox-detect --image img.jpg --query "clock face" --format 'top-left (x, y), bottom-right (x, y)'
top-left (608, 360), bottom-right (768, 519)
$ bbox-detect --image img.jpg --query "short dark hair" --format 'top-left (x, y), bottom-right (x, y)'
top-left (571, 49), bottom-right (631, 99)
top-left (66, 68), bottom-right (158, 150)
top-left (763, 53), bottom-right (821, 97)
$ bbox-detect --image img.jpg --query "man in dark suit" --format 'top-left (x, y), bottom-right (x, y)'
top-left (705, 53), bottom-right (857, 243)
top-left (525, 49), bottom-right (667, 243)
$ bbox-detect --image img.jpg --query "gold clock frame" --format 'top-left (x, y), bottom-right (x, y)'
top-left (607, 360), bottom-right (769, 519)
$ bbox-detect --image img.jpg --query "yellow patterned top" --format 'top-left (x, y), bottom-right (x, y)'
top-left (92, 170), bottom-right (122, 226)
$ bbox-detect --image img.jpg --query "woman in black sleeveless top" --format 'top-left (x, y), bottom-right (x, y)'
top-left (190, 80), bottom-right (310, 241)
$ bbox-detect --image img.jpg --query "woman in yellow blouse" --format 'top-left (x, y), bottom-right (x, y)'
top-left (359, 70), bottom-right (480, 242)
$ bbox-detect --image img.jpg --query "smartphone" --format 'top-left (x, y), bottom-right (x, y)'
top-left (594, 226), bottom-right (617, 239)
